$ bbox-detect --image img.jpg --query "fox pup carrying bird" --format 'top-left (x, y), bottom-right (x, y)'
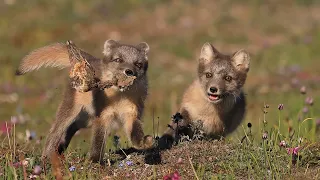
top-left (160, 42), bottom-right (250, 149)
top-left (16, 39), bottom-right (154, 163)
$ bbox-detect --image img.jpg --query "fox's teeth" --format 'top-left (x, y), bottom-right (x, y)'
top-left (208, 93), bottom-right (221, 101)
top-left (119, 87), bottom-right (125, 92)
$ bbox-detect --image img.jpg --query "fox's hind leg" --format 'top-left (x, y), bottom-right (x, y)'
top-left (57, 110), bottom-right (91, 154)
top-left (41, 104), bottom-right (83, 159)
top-left (41, 87), bottom-right (86, 159)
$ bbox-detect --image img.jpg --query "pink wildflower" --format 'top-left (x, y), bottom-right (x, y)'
top-left (300, 86), bottom-right (306, 94)
top-left (262, 132), bottom-right (268, 140)
top-left (177, 157), bottom-right (183, 164)
top-left (163, 171), bottom-right (181, 180)
top-left (286, 147), bottom-right (299, 155)
top-left (305, 97), bottom-right (314, 106)
top-left (33, 165), bottom-right (42, 175)
top-left (0, 121), bottom-right (12, 135)
top-left (172, 171), bottom-right (181, 180)
top-left (279, 140), bottom-right (286, 147)
top-left (12, 162), bottom-right (22, 168)
top-left (278, 104), bottom-right (284, 110)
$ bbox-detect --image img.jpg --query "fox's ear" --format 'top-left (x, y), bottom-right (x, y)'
top-left (231, 49), bottom-right (250, 72)
top-left (103, 39), bottom-right (118, 56)
top-left (137, 42), bottom-right (149, 55)
top-left (199, 42), bottom-right (218, 63)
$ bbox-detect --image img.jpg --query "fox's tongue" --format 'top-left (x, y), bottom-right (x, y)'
top-left (208, 94), bottom-right (219, 101)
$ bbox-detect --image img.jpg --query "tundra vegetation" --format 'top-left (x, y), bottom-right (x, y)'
top-left (0, 0), bottom-right (319, 179)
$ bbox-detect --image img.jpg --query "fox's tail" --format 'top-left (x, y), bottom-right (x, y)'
top-left (15, 43), bottom-right (71, 75)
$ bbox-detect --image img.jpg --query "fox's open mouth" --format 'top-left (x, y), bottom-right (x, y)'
top-left (207, 93), bottom-right (222, 102)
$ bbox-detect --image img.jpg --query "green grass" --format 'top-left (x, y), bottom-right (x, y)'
top-left (0, 0), bottom-right (320, 179)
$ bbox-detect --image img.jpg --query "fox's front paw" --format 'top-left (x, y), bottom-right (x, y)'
top-left (158, 134), bottom-right (174, 150)
top-left (143, 135), bottom-right (154, 149)
top-left (134, 135), bottom-right (155, 150)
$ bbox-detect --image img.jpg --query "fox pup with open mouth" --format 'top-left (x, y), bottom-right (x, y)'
top-left (16, 39), bottom-right (154, 163)
top-left (160, 42), bottom-right (250, 149)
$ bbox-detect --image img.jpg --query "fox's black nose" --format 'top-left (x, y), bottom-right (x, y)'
top-left (124, 69), bottom-right (135, 76)
top-left (209, 87), bottom-right (218, 93)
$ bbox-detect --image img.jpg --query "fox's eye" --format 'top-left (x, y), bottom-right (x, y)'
top-left (225, 75), bottom-right (232, 82)
top-left (112, 58), bottom-right (123, 63)
top-left (206, 73), bottom-right (212, 78)
top-left (135, 63), bottom-right (143, 69)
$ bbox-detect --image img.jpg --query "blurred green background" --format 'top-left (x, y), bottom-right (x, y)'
top-left (0, 0), bottom-right (319, 152)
